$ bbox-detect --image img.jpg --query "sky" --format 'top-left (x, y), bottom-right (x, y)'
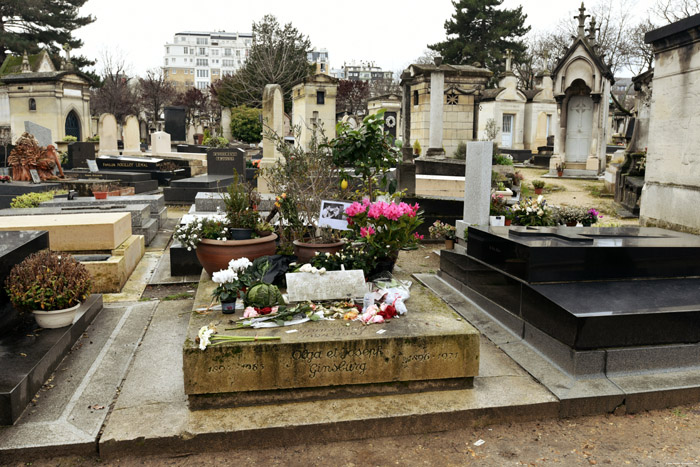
top-left (73, 0), bottom-right (660, 78)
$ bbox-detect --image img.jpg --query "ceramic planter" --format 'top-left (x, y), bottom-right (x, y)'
top-left (293, 239), bottom-right (344, 264)
top-left (445, 239), bottom-right (455, 250)
top-left (93, 192), bottom-right (107, 199)
top-left (221, 299), bottom-right (237, 314)
top-left (534, 188), bottom-right (544, 195)
top-left (196, 234), bottom-right (277, 276)
top-left (32, 302), bottom-right (81, 329)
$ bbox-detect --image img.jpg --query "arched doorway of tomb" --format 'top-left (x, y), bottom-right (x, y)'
top-left (65, 110), bottom-right (81, 140)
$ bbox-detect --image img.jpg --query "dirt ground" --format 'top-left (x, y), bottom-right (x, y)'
top-left (11, 191), bottom-right (697, 467)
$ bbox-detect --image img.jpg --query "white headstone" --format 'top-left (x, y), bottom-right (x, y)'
top-left (428, 70), bottom-right (445, 155)
top-left (151, 131), bottom-right (171, 154)
top-left (221, 108), bottom-right (233, 141)
top-left (286, 270), bottom-right (368, 302)
top-left (123, 115), bottom-right (140, 152)
top-left (262, 84), bottom-right (284, 162)
top-left (461, 142), bottom-right (493, 229)
top-left (98, 113), bottom-right (118, 155)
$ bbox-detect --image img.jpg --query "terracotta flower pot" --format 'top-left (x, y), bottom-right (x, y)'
top-left (107, 190), bottom-right (121, 197)
top-left (196, 234), bottom-right (277, 276)
top-left (504, 219), bottom-right (512, 226)
top-left (93, 192), bottom-right (107, 199)
top-left (445, 239), bottom-right (455, 250)
top-left (534, 188), bottom-right (544, 195)
top-left (293, 239), bottom-right (344, 264)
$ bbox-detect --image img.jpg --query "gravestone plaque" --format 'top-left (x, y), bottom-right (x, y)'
top-left (164, 106), bottom-right (186, 141)
top-left (67, 142), bottom-right (96, 169)
top-left (87, 160), bottom-right (99, 172)
top-left (206, 147), bottom-right (245, 176)
top-left (286, 270), bottom-right (367, 302)
top-left (24, 122), bottom-right (52, 147)
top-left (97, 155), bottom-right (162, 171)
top-left (29, 169), bottom-right (41, 184)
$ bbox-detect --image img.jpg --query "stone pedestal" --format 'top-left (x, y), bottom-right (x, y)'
top-left (259, 84), bottom-right (284, 195)
top-left (427, 69), bottom-right (445, 156)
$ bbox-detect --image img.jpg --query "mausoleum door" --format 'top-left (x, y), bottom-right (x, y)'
top-left (65, 110), bottom-right (81, 141)
top-left (501, 114), bottom-right (514, 148)
top-left (565, 96), bottom-right (593, 162)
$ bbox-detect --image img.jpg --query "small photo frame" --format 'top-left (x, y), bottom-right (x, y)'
top-left (318, 200), bottom-right (352, 230)
top-left (29, 169), bottom-right (41, 184)
top-left (87, 160), bottom-right (99, 172)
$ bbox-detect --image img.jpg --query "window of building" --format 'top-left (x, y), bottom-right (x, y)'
top-left (166, 47), bottom-right (170, 54)
top-left (224, 48), bottom-right (232, 56)
top-left (236, 49), bottom-right (240, 57)
top-left (165, 58), bottom-right (169, 65)
top-left (199, 47), bottom-right (206, 55)
top-left (172, 58), bottom-right (176, 63)
top-left (317, 91), bottom-right (325, 105)
top-left (413, 90), bottom-right (419, 106)
top-left (196, 37), bottom-right (208, 45)
top-left (312, 111), bottom-right (319, 128)
top-left (320, 63), bottom-right (326, 72)
top-left (212, 69), bottom-right (220, 75)
top-left (196, 58), bottom-right (208, 66)
top-left (197, 81), bottom-right (208, 89)
top-left (196, 69), bottom-right (209, 78)
top-left (222, 59), bottom-right (234, 67)
top-left (28, 98), bottom-right (36, 111)
top-left (212, 49), bottom-right (219, 56)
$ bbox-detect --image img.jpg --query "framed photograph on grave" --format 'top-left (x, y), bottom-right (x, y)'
top-left (87, 160), bottom-right (99, 172)
top-left (29, 169), bottom-right (41, 184)
top-left (319, 200), bottom-right (352, 230)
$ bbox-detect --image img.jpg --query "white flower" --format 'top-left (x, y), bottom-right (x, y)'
top-left (537, 209), bottom-right (544, 216)
top-left (325, 252), bottom-right (330, 257)
top-left (537, 195), bottom-right (543, 204)
top-left (311, 266), bottom-right (318, 273)
top-left (212, 268), bottom-right (238, 284)
top-left (299, 263), bottom-right (313, 273)
top-left (319, 267), bottom-right (326, 275)
top-left (228, 257), bottom-right (252, 272)
top-left (187, 247), bottom-right (192, 251)
top-left (198, 325), bottom-right (216, 350)
top-left (526, 207), bottom-right (533, 213)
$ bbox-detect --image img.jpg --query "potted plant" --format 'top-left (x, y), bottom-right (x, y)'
top-left (107, 184), bottom-right (121, 197)
top-left (556, 206), bottom-right (581, 226)
top-left (5, 249), bottom-right (92, 329)
top-left (582, 208), bottom-right (603, 226)
top-left (92, 183), bottom-right (109, 199)
top-left (174, 175), bottom-right (276, 276)
top-left (413, 140), bottom-right (421, 157)
top-left (489, 193), bottom-right (507, 226)
top-left (344, 199), bottom-right (423, 275)
top-left (262, 125), bottom-right (345, 263)
top-left (556, 162), bottom-right (566, 177)
top-left (329, 109), bottom-right (400, 201)
top-left (511, 195), bottom-right (555, 226)
top-left (532, 179), bottom-right (545, 195)
top-left (429, 220), bottom-right (457, 249)
top-left (211, 257), bottom-right (254, 314)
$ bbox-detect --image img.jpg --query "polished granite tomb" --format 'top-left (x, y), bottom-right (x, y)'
top-left (440, 226), bottom-right (700, 372)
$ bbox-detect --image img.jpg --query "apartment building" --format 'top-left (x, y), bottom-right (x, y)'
top-left (163, 31), bottom-right (253, 91)
top-left (331, 61), bottom-right (393, 82)
top-left (307, 48), bottom-right (329, 74)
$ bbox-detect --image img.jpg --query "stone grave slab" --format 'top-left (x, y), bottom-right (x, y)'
top-left (206, 147), bottom-right (246, 177)
top-left (23, 121), bottom-right (52, 147)
top-left (0, 231), bottom-right (49, 336)
top-left (65, 142), bottom-right (96, 169)
top-left (0, 181), bottom-right (62, 209)
top-left (97, 155), bottom-right (162, 172)
top-left (0, 295), bottom-right (103, 425)
top-left (183, 273), bottom-right (480, 403)
top-left (41, 194), bottom-right (165, 219)
top-left (176, 144), bottom-right (207, 153)
top-left (286, 270), bottom-right (368, 302)
top-left (63, 169), bottom-right (158, 194)
top-left (163, 174), bottom-right (233, 203)
top-left (0, 213), bottom-right (131, 251)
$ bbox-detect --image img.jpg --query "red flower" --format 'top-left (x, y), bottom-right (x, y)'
top-left (377, 303), bottom-right (397, 320)
top-left (257, 306), bottom-right (273, 315)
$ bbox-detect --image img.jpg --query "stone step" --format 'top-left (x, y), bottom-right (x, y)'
top-left (135, 218), bottom-right (158, 246)
top-left (0, 212), bottom-right (132, 251)
top-left (0, 204), bottom-right (151, 229)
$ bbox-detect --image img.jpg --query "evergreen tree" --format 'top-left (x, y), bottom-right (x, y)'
top-left (429, 0), bottom-right (529, 81)
top-left (0, 0), bottom-right (95, 65)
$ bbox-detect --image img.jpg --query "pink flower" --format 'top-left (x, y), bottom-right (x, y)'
top-left (243, 307), bottom-right (259, 318)
top-left (360, 226), bottom-right (376, 237)
top-left (345, 202), bottom-right (367, 217)
top-left (270, 306), bottom-right (279, 314)
top-left (367, 201), bottom-right (387, 219)
top-left (383, 203), bottom-right (402, 221)
top-left (414, 232), bottom-right (424, 240)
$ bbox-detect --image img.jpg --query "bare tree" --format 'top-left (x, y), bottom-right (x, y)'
top-left (90, 49), bottom-right (138, 123)
top-left (336, 79), bottom-right (369, 116)
top-left (413, 49), bottom-right (441, 65)
top-left (653, 0), bottom-right (700, 22)
top-left (138, 68), bottom-right (177, 128)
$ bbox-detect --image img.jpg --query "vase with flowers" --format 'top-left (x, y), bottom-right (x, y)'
top-left (489, 193), bottom-right (507, 226)
top-left (428, 220), bottom-right (457, 249)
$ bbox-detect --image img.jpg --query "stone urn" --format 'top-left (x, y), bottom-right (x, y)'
top-left (293, 239), bottom-right (344, 264)
top-left (196, 234), bottom-right (277, 276)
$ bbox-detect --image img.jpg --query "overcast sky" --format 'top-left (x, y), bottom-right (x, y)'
top-left (73, 0), bottom-right (659, 78)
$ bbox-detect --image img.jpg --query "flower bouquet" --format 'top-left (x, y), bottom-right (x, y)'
top-left (511, 195), bottom-right (555, 226)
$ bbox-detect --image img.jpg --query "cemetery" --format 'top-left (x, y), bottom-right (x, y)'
top-left (1, 1), bottom-right (700, 463)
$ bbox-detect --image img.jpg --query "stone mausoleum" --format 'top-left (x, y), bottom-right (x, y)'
top-left (550, 3), bottom-right (613, 176)
top-left (0, 49), bottom-right (92, 144)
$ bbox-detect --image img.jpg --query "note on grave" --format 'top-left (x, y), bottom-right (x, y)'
top-left (285, 269), bottom-right (368, 302)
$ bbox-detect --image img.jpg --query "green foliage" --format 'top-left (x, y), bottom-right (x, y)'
top-left (5, 249), bottom-right (91, 312)
top-left (229, 106), bottom-right (262, 144)
top-left (329, 109), bottom-right (400, 200)
top-left (10, 191), bottom-right (56, 208)
top-left (203, 135), bottom-right (229, 148)
top-left (309, 243), bottom-right (375, 277)
top-left (214, 15), bottom-right (312, 111)
top-left (62, 135), bottom-right (77, 142)
top-left (429, 220), bottom-right (456, 240)
top-left (86, 135), bottom-right (99, 142)
top-left (0, 1), bottom-right (95, 66)
top-left (412, 140), bottom-right (421, 155)
top-left (429, 0), bottom-right (530, 83)
top-left (244, 283), bottom-right (284, 308)
top-left (453, 141), bottom-right (466, 159)
top-left (223, 171), bottom-right (260, 229)
top-left (494, 154), bottom-right (513, 166)
top-left (532, 179), bottom-right (546, 189)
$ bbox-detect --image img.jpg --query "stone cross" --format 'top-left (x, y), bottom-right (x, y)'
top-left (505, 49), bottom-right (513, 73)
top-left (576, 2), bottom-right (589, 38)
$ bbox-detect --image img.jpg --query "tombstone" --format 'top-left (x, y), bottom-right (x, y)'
top-left (24, 121), bottom-right (52, 147)
top-left (221, 108), bottom-right (233, 141)
top-left (455, 142), bottom-right (492, 239)
top-left (98, 113), bottom-right (118, 155)
top-left (151, 131), bottom-right (171, 154)
top-left (206, 147), bottom-right (245, 177)
top-left (122, 115), bottom-right (140, 153)
top-left (426, 57), bottom-right (445, 157)
top-left (66, 141), bottom-right (96, 169)
top-left (164, 106), bottom-right (186, 142)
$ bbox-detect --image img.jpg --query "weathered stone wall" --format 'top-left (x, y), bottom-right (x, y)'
top-left (641, 16), bottom-right (700, 233)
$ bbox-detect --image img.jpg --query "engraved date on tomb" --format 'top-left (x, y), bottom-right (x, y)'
top-left (401, 352), bottom-right (459, 366)
top-left (207, 363), bottom-right (264, 373)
